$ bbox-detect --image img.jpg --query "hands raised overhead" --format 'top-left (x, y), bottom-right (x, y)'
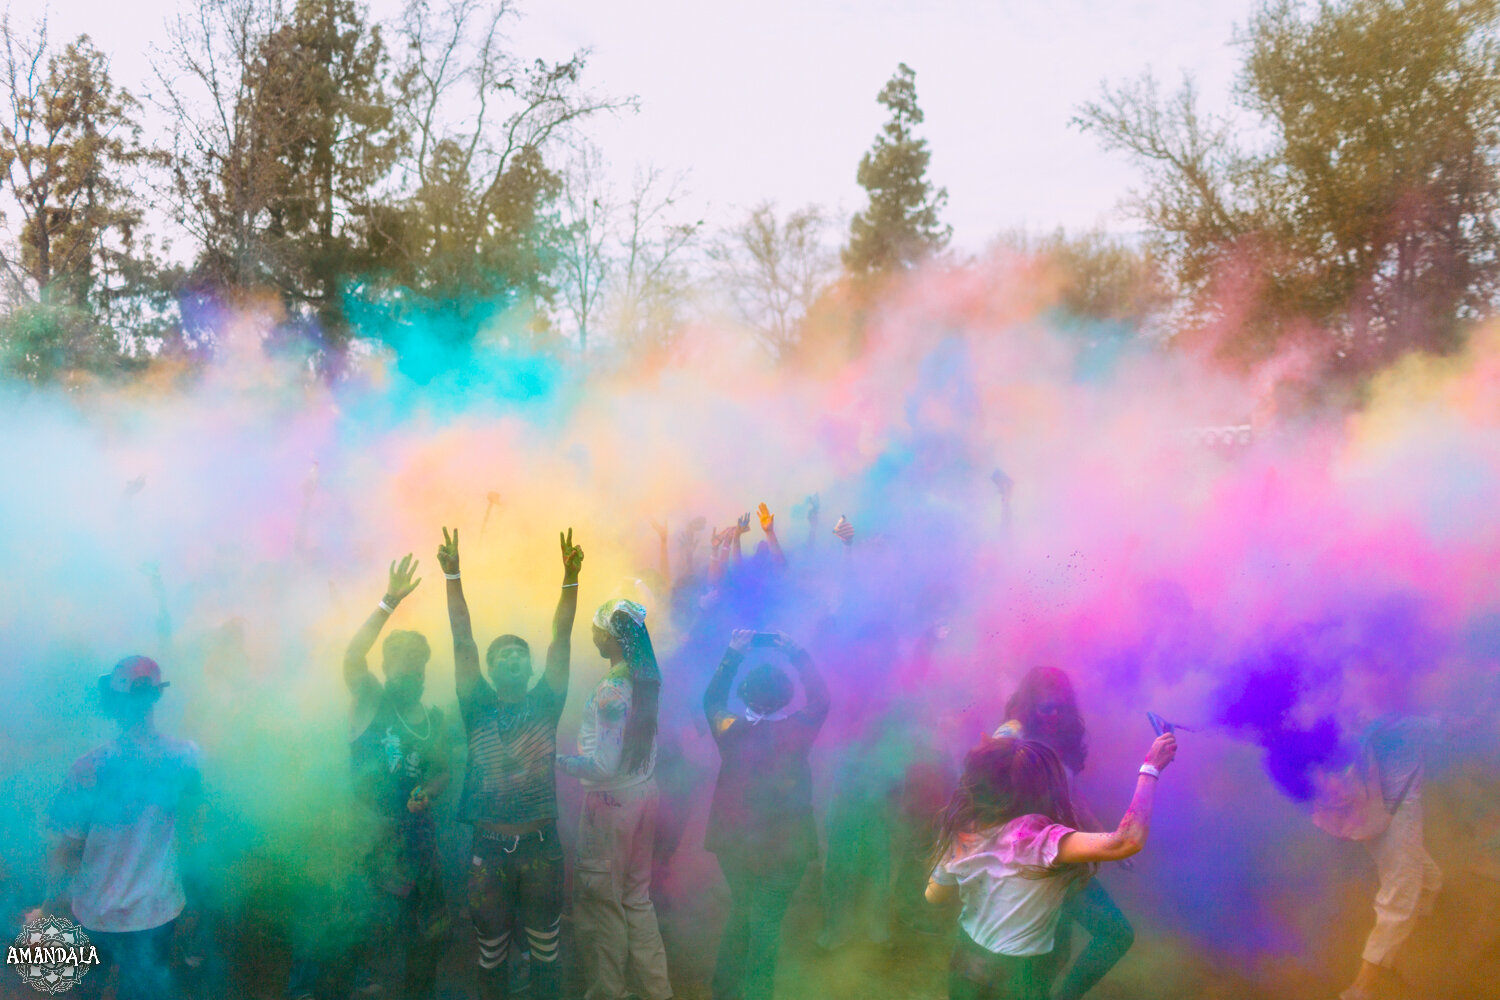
top-left (560, 528), bottom-right (585, 576)
top-left (437, 528), bottom-right (461, 577)
top-left (386, 553), bottom-right (422, 606)
top-left (757, 502), bottom-right (775, 533)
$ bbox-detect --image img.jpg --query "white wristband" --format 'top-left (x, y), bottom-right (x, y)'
top-left (1139, 763), bottom-right (1161, 779)
top-left (444, 572), bottom-right (461, 580)
top-left (561, 583), bottom-right (579, 589)
top-left (378, 599), bottom-right (395, 614)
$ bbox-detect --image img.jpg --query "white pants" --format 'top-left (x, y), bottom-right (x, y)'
top-left (1361, 795), bottom-right (1442, 967)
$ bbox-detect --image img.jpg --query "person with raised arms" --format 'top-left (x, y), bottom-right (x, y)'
top-left (344, 553), bottom-right (453, 1000)
top-left (437, 526), bottom-right (583, 1000)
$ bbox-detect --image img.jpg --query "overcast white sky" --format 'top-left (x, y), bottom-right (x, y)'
top-left (26, 0), bottom-right (1250, 251)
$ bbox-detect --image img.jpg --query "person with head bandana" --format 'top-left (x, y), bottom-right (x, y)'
top-left (558, 599), bottom-right (674, 1000)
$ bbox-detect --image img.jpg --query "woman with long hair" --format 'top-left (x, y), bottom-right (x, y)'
top-left (558, 599), bottom-right (673, 1000)
top-left (992, 667), bottom-right (1132, 1000)
top-left (926, 733), bottom-right (1177, 1000)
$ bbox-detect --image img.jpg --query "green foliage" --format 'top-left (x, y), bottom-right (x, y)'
top-left (1003, 228), bottom-right (1169, 327)
top-left (843, 63), bottom-right (951, 277)
top-left (0, 301), bottom-right (142, 383)
top-left (173, 0), bottom-right (403, 352)
top-left (0, 25), bottom-right (167, 313)
top-left (1078, 0), bottom-right (1500, 375)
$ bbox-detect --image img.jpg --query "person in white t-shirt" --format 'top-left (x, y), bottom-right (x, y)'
top-left (45, 655), bottom-right (202, 1000)
top-left (926, 733), bottom-right (1178, 1000)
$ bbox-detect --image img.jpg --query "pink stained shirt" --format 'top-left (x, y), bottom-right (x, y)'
top-left (932, 813), bottom-right (1076, 956)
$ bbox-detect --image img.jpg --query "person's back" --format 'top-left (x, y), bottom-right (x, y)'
top-left (55, 731), bottom-right (201, 935)
top-left (706, 684), bottom-right (822, 867)
top-left (45, 655), bottom-right (201, 1000)
top-left (933, 813), bottom-right (1074, 958)
top-left (703, 630), bottom-right (829, 1000)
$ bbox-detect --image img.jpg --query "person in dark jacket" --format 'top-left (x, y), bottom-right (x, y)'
top-left (703, 629), bottom-right (830, 1000)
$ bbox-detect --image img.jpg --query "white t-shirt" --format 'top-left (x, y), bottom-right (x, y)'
top-left (50, 734), bottom-right (202, 933)
top-left (932, 813), bottom-right (1075, 956)
top-left (563, 674), bottom-right (655, 791)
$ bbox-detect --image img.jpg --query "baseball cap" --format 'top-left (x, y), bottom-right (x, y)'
top-left (99, 655), bottom-right (170, 695)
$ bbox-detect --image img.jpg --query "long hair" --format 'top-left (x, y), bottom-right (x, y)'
top-left (612, 610), bottom-right (661, 775)
top-left (1004, 666), bottom-right (1088, 774)
top-left (931, 737), bottom-right (1091, 883)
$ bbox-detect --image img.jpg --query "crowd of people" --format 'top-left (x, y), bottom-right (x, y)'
top-left (30, 498), bottom-right (1446, 1000)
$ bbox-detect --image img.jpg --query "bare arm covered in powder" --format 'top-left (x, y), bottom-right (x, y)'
top-left (544, 529), bottom-right (584, 695)
top-left (1056, 733), bottom-right (1177, 863)
top-left (345, 554), bottom-right (421, 699)
top-left (437, 528), bottom-right (481, 701)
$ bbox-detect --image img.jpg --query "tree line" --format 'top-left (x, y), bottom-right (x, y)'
top-left (2, 0), bottom-right (1498, 392)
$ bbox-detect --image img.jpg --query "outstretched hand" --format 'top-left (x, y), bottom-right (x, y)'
top-left (806, 493), bottom-right (820, 522)
top-left (757, 502), bottom-right (775, 533)
top-left (651, 519), bottom-right (668, 543)
top-left (560, 528), bottom-right (585, 577)
top-left (728, 629), bottom-right (755, 653)
top-left (735, 512), bottom-right (752, 536)
top-left (386, 553), bottom-right (422, 605)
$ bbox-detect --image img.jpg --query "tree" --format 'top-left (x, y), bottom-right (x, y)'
top-left (997, 228), bottom-right (1168, 328)
top-left (843, 63), bottom-right (951, 277)
top-left (713, 201), bottom-right (835, 359)
top-left (379, 0), bottom-right (631, 354)
top-left (160, 0), bottom-right (402, 360)
top-left (556, 144), bottom-right (613, 357)
top-left (254, 0), bottom-right (404, 345)
top-left (1078, 0), bottom-right (1500, 376)
top-left (0, 18), bottom-right (168, 381)
top-left (158, 0), bottom-right (294, 298)
top-left (607, 165), bottom-right (702, 356)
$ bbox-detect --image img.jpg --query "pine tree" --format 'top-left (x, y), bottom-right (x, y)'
top-left (843, 63), bottom-right (951, 276)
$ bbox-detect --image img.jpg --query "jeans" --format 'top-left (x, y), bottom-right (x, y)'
top-left (352, 823), bottom-right (451, 1000)
top-left (468, 823), bottom-right (565, 1000)
top-left (947, 928), bottom-right (1056, 1000)
top-left (76, 920), bottom-right (176, 1000)
top-left (712, 853), bottom-right (808, 1000)
top-left (1051, 879), bottom-right (1134, 1000)
top-left (573, 780), bottom-right (673, 1000)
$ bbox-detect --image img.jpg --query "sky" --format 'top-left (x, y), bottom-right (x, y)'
top-left (26, 0), bottom-right (1250, 250)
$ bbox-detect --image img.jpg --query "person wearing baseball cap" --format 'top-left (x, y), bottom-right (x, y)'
top-left (45, 655), bottom-right (202, 1000)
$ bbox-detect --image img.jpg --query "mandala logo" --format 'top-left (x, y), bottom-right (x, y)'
top-left (7, 916), bottom-right (99, 994)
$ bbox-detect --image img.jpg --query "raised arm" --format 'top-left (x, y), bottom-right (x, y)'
top-left (776, 632), bottom-right (828, 725)
top-left (705, 630), bottom-right (754, 735)
top-left (344, 554), bottom-right (421, 695)
top-left (805, 493), bottom-right (820, 551)
top-left (758, 503), bottom-right (787, 567)
top-left (437, 527), bottom-right (481, 700)
top-left (1056, 733), bottom-right (1177, 863)
top-left (708, 527), bottom-right (729, 584)
top-left (544, 528), bottom-right (585, 695)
